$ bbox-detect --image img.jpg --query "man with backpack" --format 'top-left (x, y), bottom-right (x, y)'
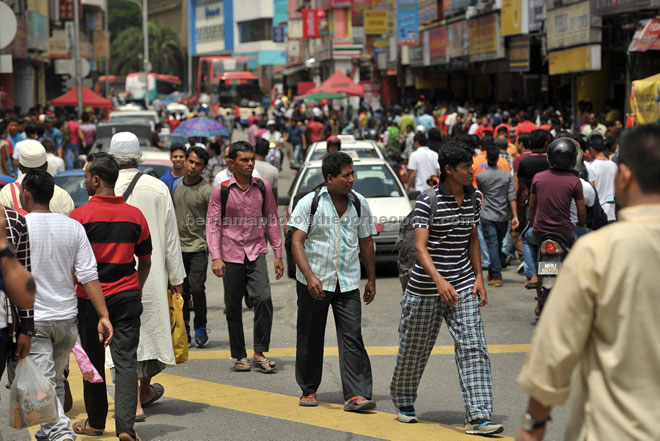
top-left (391, 142), bottom-right (503, 436)
top-left (207, 141), bottom-right (283, 373)
top-left (288, 152), bottom-right (377, 411)
top-left (171, 147), bottom-right (213, 348)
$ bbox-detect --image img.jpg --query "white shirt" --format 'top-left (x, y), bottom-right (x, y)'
top-left (213, 167), bottom-right (263, 187)
top-left (27, 212), bottom-right (98, 321)
top-left (570, 178), bottom-right (595, 224)
top-left (0, 175), bottom-right (74, 215)
top-left (407, 146), bottom-right (439, 191)
top-left (254, 160), bottom-right (278, 190)
top-left (46, 153), bottom-right (66, 176)
top-left (586, 159), bottom-right (618, 221)
top-left (261, 130), bottom-right (283, 144)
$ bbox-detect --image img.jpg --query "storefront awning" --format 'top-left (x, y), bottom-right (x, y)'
top-left (628, 19), bottom-right (660, 52)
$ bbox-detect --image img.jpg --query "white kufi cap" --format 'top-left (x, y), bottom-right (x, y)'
top-left (17, 140), bottom-right (47, 168)
top-left (109, 132), bottom-right (141, 157)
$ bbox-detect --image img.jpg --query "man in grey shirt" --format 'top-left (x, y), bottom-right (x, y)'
top-left (476, 145), bottom-right (519, 286)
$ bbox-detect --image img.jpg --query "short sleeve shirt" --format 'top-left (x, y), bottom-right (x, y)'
top-left (531, 169), bottom-right (584, 239)
top-left (406, 184), bottom-right (483, 296)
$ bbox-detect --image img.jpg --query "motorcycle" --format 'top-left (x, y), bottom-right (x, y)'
top-left (534, 232), bottom-right (572, 316)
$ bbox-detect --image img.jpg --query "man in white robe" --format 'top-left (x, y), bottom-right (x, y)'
top-left (109, 132), bottom-right (186, 420)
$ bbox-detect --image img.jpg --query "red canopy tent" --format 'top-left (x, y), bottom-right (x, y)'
top-left (310, 71), bottom-right (364, 97)
top-left (50, 87), bottom-right (113, 109)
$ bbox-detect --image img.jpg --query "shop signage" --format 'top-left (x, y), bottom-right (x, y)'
top-left (93, 30), bottom-right (109, 61)
top-left (396, 0), bottom-right (419, 45)
top-left (447, 20), bottom-right (467, 58)
top-left (546, 1), bottom-right (601, 51)
top-left (591, 0), bottom-right (660, 15)
top-left (302, 9), bottom-right (321, 38)
top-left (501, 0), bottom-right (528, 36)
top-left (26, 11), bottom-right (48, 52)
top-left (548, 44), bottom-right (601, 75)
top-left (468, 13), bottom-right (503, 61)
top-left (508, 35), bottom-right (529, 72)
top-left (418, 0), bottom-right (438, 25)
top-left (628, 18), bottom-right (660, 52)
top-left (364, 10), bottom-right (388, 34)
top-left (49, 29), bottom-right (69, 59)
top-left (429, 26), bottom-right (446, 64)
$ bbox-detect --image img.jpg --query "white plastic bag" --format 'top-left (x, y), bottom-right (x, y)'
top-left (8, 357), bottom-right (57, 429)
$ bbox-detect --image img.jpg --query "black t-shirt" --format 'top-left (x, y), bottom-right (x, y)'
top-left (517, 153), bottom-right (549, 186)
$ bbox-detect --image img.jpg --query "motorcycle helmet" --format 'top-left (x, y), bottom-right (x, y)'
top-left (326, 135), bottom-right (341, 152)
top-left (547, 137), bottom-right (578, 172)
top-left (415, 125), bottom-right (426, 135)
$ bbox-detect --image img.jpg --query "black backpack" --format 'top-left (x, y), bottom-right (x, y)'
top-left (587, 187), bottom-right (609, 230)
top-left (291, 182), bottom-right (361, 232)
top-left (395, 187), bottom-right (437, 290)
top-left (220, 178), bottom-right (267, 221)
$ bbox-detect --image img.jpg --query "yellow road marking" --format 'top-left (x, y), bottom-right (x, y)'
top-left (155, 372), bottom-right (513, 441)
top-left (188, 344), bottom-right (530, 360)
top-left (28, 356), bottom-right (122, 440)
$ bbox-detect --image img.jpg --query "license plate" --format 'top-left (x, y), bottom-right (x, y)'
top-left (538, 261), bottom-right (561, 275)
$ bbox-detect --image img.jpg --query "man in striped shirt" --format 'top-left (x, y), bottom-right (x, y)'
top-left (390, 142), bottom-right (503, 436)
top-left (288, 152), bottom-right (377, 410)
top-left (70, 153), bottom-right (152, 441)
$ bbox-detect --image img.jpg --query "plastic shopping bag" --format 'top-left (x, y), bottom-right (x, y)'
top-left (71, 342), bottom-right (103, 383)
top-left (168, 289), bottom-right (188, 364)
top-left (8, 357), bottom-right (57, 429)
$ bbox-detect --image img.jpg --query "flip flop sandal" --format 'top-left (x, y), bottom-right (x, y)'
top-left (233, 358), bottom-right (252, 372)
top-left (254, 358), bottom-right (277, 374)
top-left (73, 418), bottom-right (103, 436)
top-left (299, 393), bottom-right (319, 407)
top-left (141, 383), bottom-right (165, 408)
top-left (344, 396), bottom-right (376, 412)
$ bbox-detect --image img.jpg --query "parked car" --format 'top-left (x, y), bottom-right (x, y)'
top-left (108, 110), bottom-right (163, 132)
top-left (304, 140), bottom-right (384, 162)
top-left (92, 123), bottom-right (172, 164)
top-left (279, 156), bottom-right (413, 277)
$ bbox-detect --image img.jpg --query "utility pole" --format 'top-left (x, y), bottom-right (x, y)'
top-left (73, 0), bottom-right (83, 118)
top-left (143, 0), bottom-right (150, 109)
top-left (104, 0), bottom-right (109, 97)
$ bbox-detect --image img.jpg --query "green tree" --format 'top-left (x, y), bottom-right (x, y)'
top-left (110, 20), bottom-right (184, 78)
top-left (108, 0), bottom-right (141, 42)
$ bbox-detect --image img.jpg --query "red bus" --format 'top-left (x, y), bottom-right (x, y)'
top-left (197, 55), bottom-right (255, 95)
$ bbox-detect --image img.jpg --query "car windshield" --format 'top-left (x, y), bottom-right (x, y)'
top-left (309, 147), bottom-right (380, 161)
top-left (109, 115), bottom-right (156, 126)
top-left (298, 164), bottom-right (404, 198)
top-left (54, 175), bottom-right (88, 208)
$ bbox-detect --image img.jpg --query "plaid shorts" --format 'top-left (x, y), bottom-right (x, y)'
top-left (389, 289), bottom-right (493, 423)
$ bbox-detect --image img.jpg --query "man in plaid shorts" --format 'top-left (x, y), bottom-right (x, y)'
top-left (390, 141), bottom-right (503, 436)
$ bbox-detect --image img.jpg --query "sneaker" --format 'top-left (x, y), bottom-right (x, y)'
top-left (396, 405), bottom-right (417, 423)
top-left (488, 280), bottom-right (503, 287)
top-left (194, 328), bottom-right (209, 348)
top-left (465, 419), bottom-right (504, 436)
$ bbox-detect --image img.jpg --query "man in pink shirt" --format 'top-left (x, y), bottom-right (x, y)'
top-left (247, 117), bottom-right (260, 147)
top-left (206, 141), bottom-right (284, 373)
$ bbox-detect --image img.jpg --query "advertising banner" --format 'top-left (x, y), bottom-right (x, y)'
top-left (628, 18), bottom-right (660, 52)
top-left (629, 73), bottom-right (660, 125)
top-left (302, 9), bottom-right (320, 38)
top-left (364, 9), bottom-right (388, 34)
top-left (429, 26), bottom-right (446, 63)
top-left (468, 13), bottom-right (503, 61)
top-left (26, 11), bottom-right (48, 52)
top-left (418, 0), bottom-right (438, 25)
top-left (546, 1), bottom-right (601, 51)
top-left (508, 35), bottom-right (529, 71)
top-left (447, 20), bottom-right (467, 58)
top-left (548, 44), bottom-right (601, 75)
top-left (396, 0), bottom-right (419, 45)
top-left (501, 0), bottom-right (528, 36)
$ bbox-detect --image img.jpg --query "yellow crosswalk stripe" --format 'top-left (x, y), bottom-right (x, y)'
top-left (188, 344), bottom-right (530, 360)
top-left (154, 372), bottom-right (514, 441)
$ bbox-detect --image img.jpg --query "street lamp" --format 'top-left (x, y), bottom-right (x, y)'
top-left (126, 0), bottom-right (150, 108)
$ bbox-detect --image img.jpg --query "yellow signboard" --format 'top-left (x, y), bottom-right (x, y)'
top-left (364, 9), bottom-right (388, 34)
top-left (548, 45), bottom-right (601, 75)
top-left (468, 14), bottom-right (500, 60)
top-left (630, 73), bottom-right (660, 125)
top-left (501, 0), bottom-right (526, 36)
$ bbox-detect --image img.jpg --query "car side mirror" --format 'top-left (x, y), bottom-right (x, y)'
top-left (407, 190), bottom-right (420, 200)
top-left (278, 195), bottom-right (291, 206)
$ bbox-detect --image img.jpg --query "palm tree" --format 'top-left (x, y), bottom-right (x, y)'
top-left (110, 20), bottom-right (184, 78)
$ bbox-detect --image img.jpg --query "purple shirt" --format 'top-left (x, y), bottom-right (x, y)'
top-left (206, 175), bottom-right (282, 263)
top-left (248, 124), bottom-right (260, 147)
top-left (531, 169), bottom-right (584, 239)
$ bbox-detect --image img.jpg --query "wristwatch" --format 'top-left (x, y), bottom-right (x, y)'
top-left (0, 242), bottom-right (16, 258)
top-left (522, 412), bottom-right (550, 431)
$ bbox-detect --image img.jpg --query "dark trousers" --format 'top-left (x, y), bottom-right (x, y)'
top-left (78, 291), bottom-right (142, 438)
top-left (223, 254), bottom-right (273, 359)
top-left (295, 281), bottom-right (373, 400)
top-left (0, 327), bottom-right (10, 379)
top-left (182, 250), bottom-right (209, 336)
top-left (481, 219), bottom-right (508, 281)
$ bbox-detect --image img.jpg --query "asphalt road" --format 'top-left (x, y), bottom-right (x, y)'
top-left (1, 131), bottom-right (572, 440)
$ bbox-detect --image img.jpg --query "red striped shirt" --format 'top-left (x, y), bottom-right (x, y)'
top-left (70, 195), bottom-right (152, 298)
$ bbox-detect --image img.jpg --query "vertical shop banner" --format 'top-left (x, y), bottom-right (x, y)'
top-left (302, 9), bottom-right (320, 38)
top-left (468, 13), bottom-right (504, 61)
top-left (59, 0), bottom-right (74, 21)
top-left (396, 0), bottom-right (418, 45)
top-left (508, 35), bottom-right (529, 71)
top-left (273, 26), bottom-right (285, 42)
top-left (501, 0), bottom-right (528, 36)
top-left (447, 20), bottom-right (467, 58)
top-left (418, 0), bottom-right (438, 25)
top-left (429, 26), bottom-right (446, 64)
top-left (364, 9), bottom-right (388, 34)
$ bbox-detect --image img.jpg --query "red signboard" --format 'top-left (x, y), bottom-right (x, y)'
top-left (302, 9), bottom-right (321, 38)
top-left (59, 0), bottom-right (75, 21)
top-left (429, 26), bottom-right (446, 60)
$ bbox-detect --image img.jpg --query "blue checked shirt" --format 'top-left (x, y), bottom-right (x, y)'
top-left (287, 187), bottom-right (376, 292)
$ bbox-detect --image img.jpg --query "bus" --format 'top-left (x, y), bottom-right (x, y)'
top-left (125, 73), bottom-right (182, 102)
top-left (95, 75), bottom-right (126, 96)
top-left (197, 56), bottom-right (264, 123)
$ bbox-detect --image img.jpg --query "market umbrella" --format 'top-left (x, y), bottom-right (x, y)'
top-left (50, 87), bottom-right (112, 109)
top-left (309, 71), bottom-right (364, 97)
top-left (173, 117), bottom-right (230, 138)
top-left (302, 91), bottom-right (346, 100)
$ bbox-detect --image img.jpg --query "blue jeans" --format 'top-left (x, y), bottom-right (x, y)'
top-left (481, 219), bottom-right (508, 281)
top-left (293, 143), bottom-right (303, 164)
top-left (574, 224), bottom-right (592, 238)
top-left (65, 143), bottom-right (81, 169)
top-left (478, 224), bottom-right (490, 269)
top-left (501, 224), bottom-right (513, 261)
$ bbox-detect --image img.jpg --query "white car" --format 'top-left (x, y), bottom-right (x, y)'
top-left (281, 157), bottom-right (413, 277)
top-left (304, 140), bottom-right (384, 162)
top-left (109, 110), bottom-right (167, 133)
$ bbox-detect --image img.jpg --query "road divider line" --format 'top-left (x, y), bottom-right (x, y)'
top-left (188, 344), bottom-right (530, 360)
top-left (155, 372), bottom-right (513, 441)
